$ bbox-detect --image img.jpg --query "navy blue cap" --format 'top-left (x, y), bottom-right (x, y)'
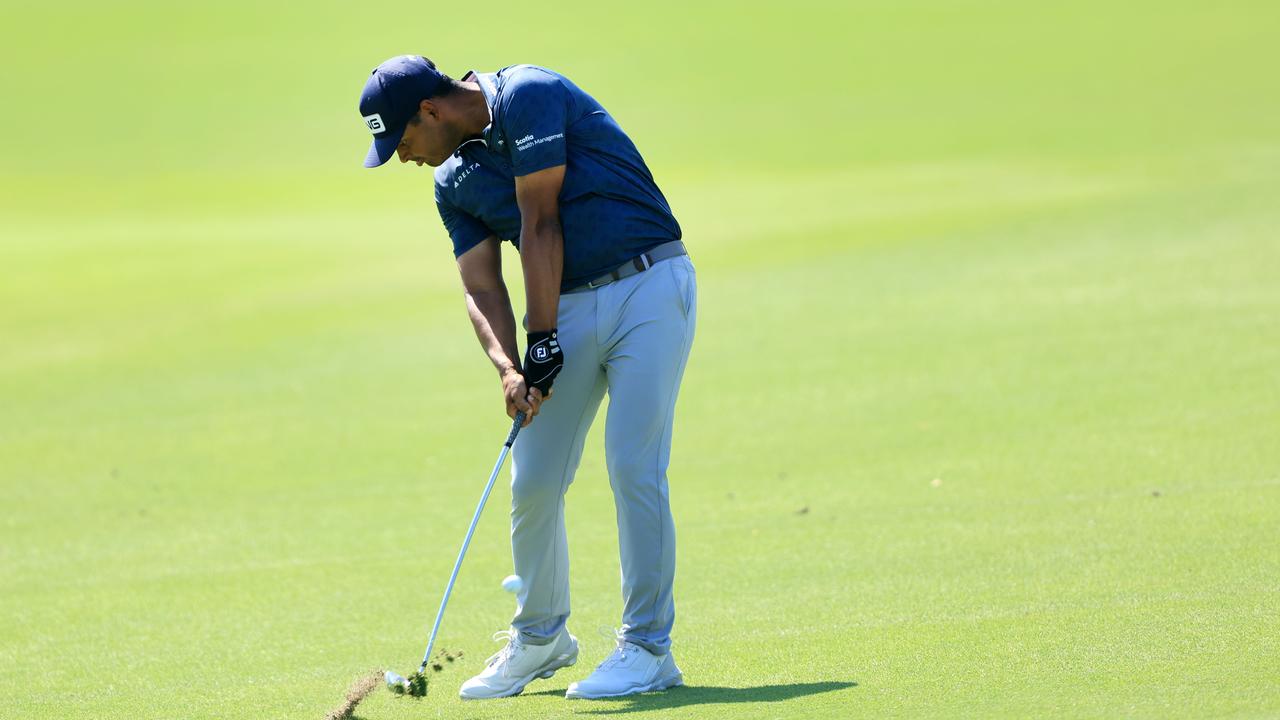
top-left (359, 55), bottom-right (447, 168)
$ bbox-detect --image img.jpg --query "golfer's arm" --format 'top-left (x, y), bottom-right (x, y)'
top-left (457, 236), bottom-right (521, 377)
top-left (515, 165), bottom-right (566, 333)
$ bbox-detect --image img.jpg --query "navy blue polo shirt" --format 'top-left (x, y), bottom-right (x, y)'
top-left (433, 65), bottom-right (682, 292)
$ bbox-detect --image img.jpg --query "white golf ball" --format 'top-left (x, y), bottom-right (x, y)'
top-left (501, 574), bottom-right (523, 593)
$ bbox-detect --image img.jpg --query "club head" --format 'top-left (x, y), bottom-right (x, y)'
top-left (385, 670), bottom-right (409, 693)
top-left (386, 669), bottom-right (430, 697)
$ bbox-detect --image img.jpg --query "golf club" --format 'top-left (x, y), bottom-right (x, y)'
top-left (385, 410), bottom-right (527, 696)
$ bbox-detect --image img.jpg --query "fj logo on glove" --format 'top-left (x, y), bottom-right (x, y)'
top-left (523, 330), bottom-right (563, 395)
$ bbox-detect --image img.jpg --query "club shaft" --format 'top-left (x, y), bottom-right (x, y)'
top-left (419, 412), bottom-right (525, 670)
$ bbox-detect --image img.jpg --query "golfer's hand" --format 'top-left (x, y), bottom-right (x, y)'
top-left (523, 330), bottom-right (564, 396)
top-left (502, 367), bottom-right (544, 427)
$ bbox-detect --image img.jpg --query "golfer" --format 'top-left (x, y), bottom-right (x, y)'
top-left (357, 55), bottom-right (696, 700)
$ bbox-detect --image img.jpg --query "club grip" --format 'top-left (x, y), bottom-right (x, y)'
top-left (505, 412), bottom-right (526, 447)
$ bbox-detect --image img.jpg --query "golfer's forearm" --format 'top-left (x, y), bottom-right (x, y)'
top-left (464, 287), bottom-right (521, 376)
top-left (520, 220), bottom-right (563, 333)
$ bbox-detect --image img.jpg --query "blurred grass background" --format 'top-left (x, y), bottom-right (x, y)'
top-left (2, 1), bottom-right (1278, 718)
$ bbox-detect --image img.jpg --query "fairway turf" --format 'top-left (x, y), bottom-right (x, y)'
top-left (2, 2), bottom-right (1279, 718)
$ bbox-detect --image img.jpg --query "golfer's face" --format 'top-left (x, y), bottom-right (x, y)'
top-left (396, 113), bottom-right (451, 167)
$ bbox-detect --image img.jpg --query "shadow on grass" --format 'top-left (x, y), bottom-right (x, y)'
top-left (524, 681), bottom-right (857, 714)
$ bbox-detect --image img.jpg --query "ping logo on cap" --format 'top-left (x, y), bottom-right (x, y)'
top-left (364, 114), bottom-right (386, 134)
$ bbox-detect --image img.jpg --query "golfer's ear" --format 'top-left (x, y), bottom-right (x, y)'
top-left (417, 99), bottom-right (440, 121)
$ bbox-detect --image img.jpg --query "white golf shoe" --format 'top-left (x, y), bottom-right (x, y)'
top-left (565, 632), bottom-right (683, 699)
top-left (458, 628), bottom-right (578, 699)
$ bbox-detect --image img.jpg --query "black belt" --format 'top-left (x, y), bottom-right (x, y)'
top-left (564, 240), bottom-right (688, 294)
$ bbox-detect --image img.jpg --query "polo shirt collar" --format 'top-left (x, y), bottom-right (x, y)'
top-left (461, 69), bottom-right (499, 148)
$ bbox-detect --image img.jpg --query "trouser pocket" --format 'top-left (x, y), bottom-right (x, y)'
top-left (666, 257), bottom-right (696, 319)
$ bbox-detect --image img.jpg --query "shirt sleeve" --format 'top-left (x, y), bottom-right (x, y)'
top-left (435, 184), bottom-right (491, 257)
top-left (500, 70), bottom-right (571, 176)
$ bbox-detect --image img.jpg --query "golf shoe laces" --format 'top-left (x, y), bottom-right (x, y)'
top-left (485, 629), bottom-right (525, 667)
top-left (594, 627), bottom-right (641, 671)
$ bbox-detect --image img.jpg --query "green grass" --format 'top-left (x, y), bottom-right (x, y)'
top-left (2, 1), bottom-right (1278, 718)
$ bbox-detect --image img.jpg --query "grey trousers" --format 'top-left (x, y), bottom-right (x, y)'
top-left (509, 254), bottom-right (697, 656)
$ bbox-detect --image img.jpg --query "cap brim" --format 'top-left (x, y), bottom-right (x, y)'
top-left (363, 128), bottom-right (404, 168)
